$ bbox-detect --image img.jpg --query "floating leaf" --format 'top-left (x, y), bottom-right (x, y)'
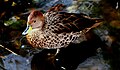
top-left (12, 2), bottom-right (17, 6)
top-left (4, 0), bottom-right (8, 2)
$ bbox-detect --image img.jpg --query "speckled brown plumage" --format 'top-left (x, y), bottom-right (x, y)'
top-left (22, 4), bottom-right (102, 49)
top-left (26, 29), bottom-right (87, 49)
top-left (44, 11), bottom-right (102, 33)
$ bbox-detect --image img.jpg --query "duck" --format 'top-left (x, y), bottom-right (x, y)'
top-left (22, 4), bottom-right (102, 51)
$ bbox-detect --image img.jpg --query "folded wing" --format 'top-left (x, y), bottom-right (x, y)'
top-left (43, 11), bottom-right (103, 33)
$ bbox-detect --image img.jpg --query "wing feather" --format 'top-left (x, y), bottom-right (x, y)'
top-left (43, 11), bottom-right (102, 33)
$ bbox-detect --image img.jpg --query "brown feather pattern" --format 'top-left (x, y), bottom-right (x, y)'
top-left (24, 4), bottom-right (103, 49)
top-left (43, 11), bottom-right (102, 33)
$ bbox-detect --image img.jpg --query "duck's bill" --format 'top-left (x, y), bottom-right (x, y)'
top-left (22, 24), bottom-right (32, 35)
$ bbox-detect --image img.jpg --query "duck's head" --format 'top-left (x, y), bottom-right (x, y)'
top-left (22, 10), bottom-right (44, 35)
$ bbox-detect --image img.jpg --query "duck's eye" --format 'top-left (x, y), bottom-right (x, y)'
top-left (33, 20), bottom-right (36, 23)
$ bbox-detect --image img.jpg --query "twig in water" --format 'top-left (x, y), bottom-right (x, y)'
top-left (0, 44), bottom-right (18, 55)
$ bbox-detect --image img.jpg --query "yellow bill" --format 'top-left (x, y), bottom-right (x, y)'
top-left (22, 24), bottom-right (32, 35)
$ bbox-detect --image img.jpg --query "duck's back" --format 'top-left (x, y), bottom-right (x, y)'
top-left (43, 11), bottom-right (102, 34)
